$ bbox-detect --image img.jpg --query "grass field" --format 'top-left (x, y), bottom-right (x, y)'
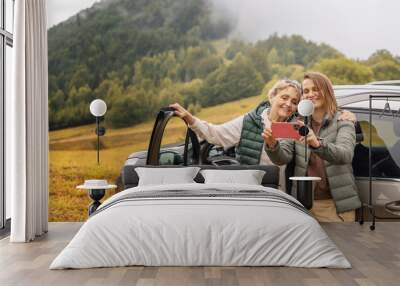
top-left (49, 95), bottom-right (264, 221)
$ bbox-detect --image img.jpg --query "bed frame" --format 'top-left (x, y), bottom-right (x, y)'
top-left (121, 165), bottom-right (280, 190)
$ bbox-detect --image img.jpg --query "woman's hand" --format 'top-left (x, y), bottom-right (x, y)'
top-left (294, 120), bottom-right (320, 148)
top-left (338, 110), bottom-right (356, 123)
top-left (262, 127), bottom-right (278, 149)
top-left (299, 127), bottom-right (321, 148)
top-left (169, 103), bottom-right (195, 125)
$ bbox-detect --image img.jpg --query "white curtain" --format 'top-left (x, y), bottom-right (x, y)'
top-left (8, 0), bottom-right (49, 242)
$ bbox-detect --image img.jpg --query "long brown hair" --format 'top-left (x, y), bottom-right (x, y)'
top-left (303, 72), bottom-right (338, 117)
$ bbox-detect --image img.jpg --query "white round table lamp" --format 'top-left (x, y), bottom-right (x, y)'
top-left (289, 99), bottom-right (318, 209)
top-left (89, 99), bottom-right (108, 164)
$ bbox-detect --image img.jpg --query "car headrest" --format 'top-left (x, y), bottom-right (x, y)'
top-left (122, 164), bottom-right (280, 190)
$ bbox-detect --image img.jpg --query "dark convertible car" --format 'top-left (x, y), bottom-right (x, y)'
top-left (121, 84), bottom-right (400, 220)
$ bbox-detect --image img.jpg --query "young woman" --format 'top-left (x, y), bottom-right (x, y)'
top-left (263, 72), bottom-right (361, 222)
top-left (171, 79), bottom-right (303, 191)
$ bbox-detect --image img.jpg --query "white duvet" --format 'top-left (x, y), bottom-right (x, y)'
top-left (50, 183), bottom-right (351, 269)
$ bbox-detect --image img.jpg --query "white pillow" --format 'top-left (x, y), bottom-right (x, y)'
top-left (135, 167), bottom-right (201, 186)
top-left (200, 169), bottom-right (266, 185)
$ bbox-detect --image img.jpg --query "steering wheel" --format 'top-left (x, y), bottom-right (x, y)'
top-left (200, 142), bottom-right (240, 166)
top-left (209, 156), bottom-right (241, 166)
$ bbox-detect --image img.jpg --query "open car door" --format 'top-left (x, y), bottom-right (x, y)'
top-left (146, 107), bottom-right (239, 166)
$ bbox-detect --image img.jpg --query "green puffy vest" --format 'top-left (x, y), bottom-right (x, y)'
top-left (236, 101), bottom-right (270, 165)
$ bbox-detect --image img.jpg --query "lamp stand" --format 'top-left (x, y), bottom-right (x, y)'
top-left (96, 116), bottom-right (100, 165)
top-left (304, 116), bottom-right (309, 164)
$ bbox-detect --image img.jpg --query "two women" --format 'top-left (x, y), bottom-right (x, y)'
top-left (171, 79), bottom-right (302, 191)
top-left (263, 72), bottom-right (361, 222)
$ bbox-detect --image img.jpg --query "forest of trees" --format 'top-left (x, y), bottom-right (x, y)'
top-left (48, 0), bottom-right (400, 130)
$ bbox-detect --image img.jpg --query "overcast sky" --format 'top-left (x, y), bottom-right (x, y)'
top-left (47, 0), bottom-right (400, 60)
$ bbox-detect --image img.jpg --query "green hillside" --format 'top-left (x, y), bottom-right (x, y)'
top-left (48, 0), bottom-right (232, 129)
top-left (48, 0), bottom-right (400, 132)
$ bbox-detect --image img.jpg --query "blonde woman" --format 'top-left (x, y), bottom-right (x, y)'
top-left (264, 72), bottom-right (361, 221)
top-left (170, 79), bottom-right (302, 191)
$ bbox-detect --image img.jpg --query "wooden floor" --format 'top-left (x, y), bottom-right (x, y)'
top-left (0, 222), bottom-right (399, 286)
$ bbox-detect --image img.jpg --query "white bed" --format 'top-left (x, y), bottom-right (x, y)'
top-left (50, 183), bottom-right (351, 269)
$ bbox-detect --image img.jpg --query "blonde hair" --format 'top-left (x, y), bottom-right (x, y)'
top-left (268, 79), bottom-right (302, 102)
top-left (303, 72), bottom-right (338, 117)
